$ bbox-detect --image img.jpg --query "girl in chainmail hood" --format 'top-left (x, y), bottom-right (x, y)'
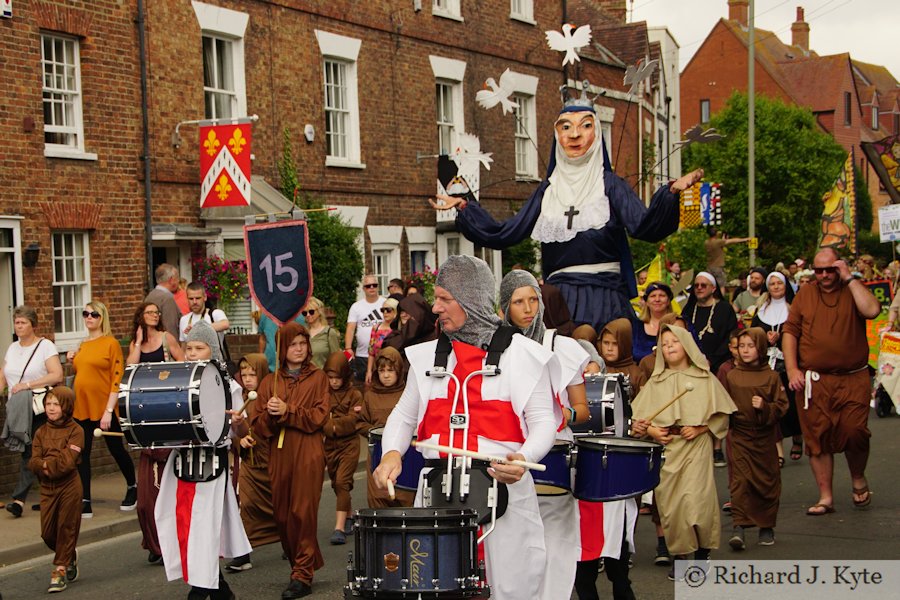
top-left (499, 270), bottom-right (545, 342)
top-left (434, 255), bottom-right (501, 349)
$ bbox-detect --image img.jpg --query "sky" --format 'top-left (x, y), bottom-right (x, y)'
top-left (629, 0), bottom-right (900, 78)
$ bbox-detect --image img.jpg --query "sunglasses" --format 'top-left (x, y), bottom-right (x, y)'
top-left (382, 307), bottom-right (395, 313)
top-left (813, 267), bottom-right (838, 274)
top-left (301, 309), bottom-right (316, 316)
top-left (363, 283), bottom-right (379, 289)
top-left (694, 283), bottom-right (712, 289)
top-left (82, 310), bottom-right (101, 319)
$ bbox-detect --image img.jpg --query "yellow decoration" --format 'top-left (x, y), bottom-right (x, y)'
top-left (229, 128), bottom-right (247, 155)
top-left (203, 130), bottom-right (220, 157)
top-left (679, 183), bottom-right (703, 229)
top-left (215, 175), bottom-right (232, 201)
top-left (748, 237), bottom-right (759, 250)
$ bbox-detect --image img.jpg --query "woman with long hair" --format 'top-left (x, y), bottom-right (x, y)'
top-left (68, 300), bottom-right (135, 518)
top-left (125, 302), bottom-right (184, 365)
top-left (301, 297), bottom-right (341, 369)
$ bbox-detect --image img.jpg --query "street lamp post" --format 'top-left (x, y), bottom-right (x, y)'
top-left (748, 0), bottom-right (756, 266)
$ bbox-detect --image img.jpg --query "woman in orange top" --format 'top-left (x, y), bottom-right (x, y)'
top-left (68, 300), bottom-right (134, 518)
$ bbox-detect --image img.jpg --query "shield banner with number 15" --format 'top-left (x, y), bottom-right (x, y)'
top-left (244, 220), bottom-right (313, 326)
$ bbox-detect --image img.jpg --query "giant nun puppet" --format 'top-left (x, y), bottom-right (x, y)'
top-left (433, 26), bottom-right (703, 331)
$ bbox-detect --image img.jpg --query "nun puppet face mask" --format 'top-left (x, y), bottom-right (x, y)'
top-left (555, 111), bottom-right (597, 159)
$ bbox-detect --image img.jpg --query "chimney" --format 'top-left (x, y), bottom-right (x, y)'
top-left (791, 6), bottom-right (810, 51)
top-left (596, 0), bottom-right (627, 24)
top-left (728, 0), bottom-right (749, 26)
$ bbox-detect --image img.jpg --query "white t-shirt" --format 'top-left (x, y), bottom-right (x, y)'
top-left (3, 339), bottom-right (59, 386)
top-left (179, 309), bottom-right (229, 343)
top-left (347, 297), bottom-right (385, 357)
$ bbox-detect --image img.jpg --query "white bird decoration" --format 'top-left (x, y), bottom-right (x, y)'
top-left (673, 125), bottom-right (724, 148)
top-left (476, 69), bottom-right (520, 115)
top-left (452, 133), bottom-right (493, 171)
top-left (624, 58), bottom-right (659, 96)
top-left (545, 23), bottom-right (592, 66)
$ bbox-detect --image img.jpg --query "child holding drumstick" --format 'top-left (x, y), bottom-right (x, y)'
top-left (631, 325), bottom-right (736, 579)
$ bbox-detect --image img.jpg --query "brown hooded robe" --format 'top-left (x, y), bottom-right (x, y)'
top-left (323, 351), bottom-right (363, 513)
top-left (631, 325), bottom-right (737, 555)
top-left (357, 347), bottom-right (414, 508)
top-left (236, 353), bottom-right (280, 548)
top-left (29, 386), bottom-right (83, 568)
top-left (600, 317), bottom-right (647, 395)
top-left (252, 324), bottom-right (329, 584)
top-left (724, 328), bottom-right (788, 529)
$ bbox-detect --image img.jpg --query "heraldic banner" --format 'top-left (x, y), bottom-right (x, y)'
top-left (199, 123), bottom-right (252, 208)
top-left (817, 152), bottom-right (856, 255)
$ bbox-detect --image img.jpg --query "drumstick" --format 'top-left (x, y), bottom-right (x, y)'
top-left (386, 478), bottom-right (396, 500)
top-left (235, 391), bottom-right (257, 417)
top-left (93, 429), bottom-right (125, 438)
top-left (646, 382), bottom-right (695, 423)
top-left (411, 440), bottom-right (547, 472)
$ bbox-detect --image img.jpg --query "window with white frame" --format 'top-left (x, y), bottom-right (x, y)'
top-left (433, 0), bottom-right (462, 19)
top-left (369, 226), bottom-right (401, 296)
top-left (514, 94), bottom-right (537, 177)
top-left (446, 236), bottom-right (460, 257)
top-left (600, 121), bottom-right (612, 157)
top-left (325, 59), bottom-right (351, 159)
top-left (430, 57), bottom-right (466, 156)
top-left (373, 250), bottom-right (391, 295)
top-left (202, 35), bottom-right (237, 119)
top-left (52, 232), bottom-right (90, 338)
top-left (41, 33), bottom-right (86, 154)
top-left (700, 99), bottom-right (711, 124)
top-left (510, 0), bottom-right (534, 22)
top-left (406, 227), bottom-right (436, 277)
top-left (193, 1), bottom-right (248, 120)
top-left (316, 30), bottom-right (363, 167)
top-left (436, 81), bottom-right (457, 154)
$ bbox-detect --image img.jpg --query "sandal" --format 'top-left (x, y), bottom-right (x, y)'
top-left (852, 486), bottom-right (872, 508)
top-left (790, 442), bottom-right (803, 461)
top-left (806, 503), bottom-right (835, 516)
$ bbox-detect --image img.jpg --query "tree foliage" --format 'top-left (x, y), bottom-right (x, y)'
top-left (280, 128), bottom-right (363, 328)
top-left (683, 92), bottom-right (847, 268)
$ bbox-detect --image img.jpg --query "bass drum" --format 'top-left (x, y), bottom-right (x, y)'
top-left (118, 361), bottom-right (231, 448)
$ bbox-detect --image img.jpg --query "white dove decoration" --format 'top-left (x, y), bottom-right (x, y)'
top-left (624, 58), bottom-right (659, 95)
top-left (674, 125), bottom-right (725, 148)
top-left (545, 23), bottom-right (592, 66)
top-left (452, 133), bottom-right (493, 171)
top-left (476, 69), bottom-right (520, 115)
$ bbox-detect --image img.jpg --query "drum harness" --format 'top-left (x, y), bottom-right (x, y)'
top-left (424, 326), bottom-right (517, 543)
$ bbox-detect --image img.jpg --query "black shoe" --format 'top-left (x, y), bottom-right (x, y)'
top-left (281, 579), bottom-right (311, 599)
top-left (121, 485), bottom-right (138, 511)
top-left (713, 449), bottom-right (727, 467)
top-left (32, 503), bottom-right (41, 511)
top-left (81, 501), bottom-right (93, 519)
top-left (148, 551), bottom-right (163, 564)
top-left (5, 502), bottom-right (23, 518)
top-left (343, 516), bottom-right (355, 535)
top-left (330, 529), bottom-right (346, 545)
top-left (66, 549), bottom-right (79, 582)
top-left (225, 554), bottom-right (252, 572)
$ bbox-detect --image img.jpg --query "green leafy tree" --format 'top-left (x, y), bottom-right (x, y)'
top-left (502, 238), bottom-right (540, 274)
top-left (279, 128), bottom-right (363, 328)
top-left (683, 92), bottom-right (846, 267)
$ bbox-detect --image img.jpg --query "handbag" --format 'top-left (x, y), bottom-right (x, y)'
top-left (31, 387), bottom-right (50, 415)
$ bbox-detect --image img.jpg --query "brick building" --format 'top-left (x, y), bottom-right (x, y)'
top-left (681, 0), bottom-right (899, 223)
top-left (0, 0), bottom-right (676, 494)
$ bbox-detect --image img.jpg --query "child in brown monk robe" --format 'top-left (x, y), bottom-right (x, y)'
top-left (323, 351), bottom-right (363, 545)
top-left (358, 347), bottom-right (413, 508)
top-left (226, 353), bottom-right (276, 573)
top-left (29, 386), bottom-right (83, 593)
top-left (724, 327), bottom-right (788, 550)
top-left (599, 318), bottom-right (647, 395)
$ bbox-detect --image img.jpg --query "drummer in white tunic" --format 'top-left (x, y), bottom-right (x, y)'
top-left (374, 256), bottom-right (558, 600)
top-left (498, 270), bottom-right (590, 600)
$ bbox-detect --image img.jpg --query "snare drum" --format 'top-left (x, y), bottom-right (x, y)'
top-left (571, 374), bottom-right (630, 437)
top-left (346, 507), bottom-right (488, 599)
top-left (533, 441), bottom-right (573, 496)
top-left (573, 436), bottom-right (662, 502)
top-left (369, 427), bottom-right (425, 491)
top-left (118, 361), bottom-right (231, 448)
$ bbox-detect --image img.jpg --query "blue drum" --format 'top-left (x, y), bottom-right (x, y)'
top-left (571, 374), bottom-right (630, 437)
top-left (533, 441), bottom-right (573, 496)
top-left (369, 427), bottom-right (426, 492)
top-left (346, 508), bottom-right (488, 598)
top-left (573, 436), bottom-right (663, 502)
top-left (118, 361), bottom-right (231, 448)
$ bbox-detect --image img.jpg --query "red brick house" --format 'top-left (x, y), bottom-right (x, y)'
top-left (681, 0), bottom-right (898, 222)
top-left (1, 0), bottom-right (662, 494)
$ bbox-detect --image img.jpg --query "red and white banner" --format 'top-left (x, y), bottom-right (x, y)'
top-left (199, 123), bottom-right (252, 208)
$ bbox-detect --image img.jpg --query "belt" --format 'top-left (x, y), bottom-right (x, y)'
top-left (802, 365), bottom-right (868, 409)
top-left (548, 262), bottom-right (621, 280)
top-left (424, 458), bottom-right (493, 468)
